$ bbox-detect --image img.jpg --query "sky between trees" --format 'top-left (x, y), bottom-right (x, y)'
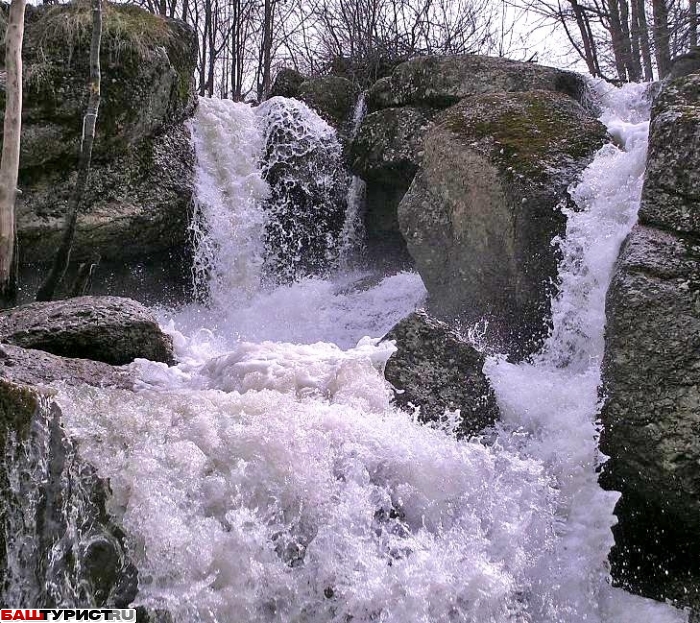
top-left (119, 0), bottom-right (697, 100)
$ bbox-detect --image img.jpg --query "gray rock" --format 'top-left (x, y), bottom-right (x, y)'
top-left (298, 75), bottom-right (360, 138)
top-left (2, 3), bottom-right (197, 266)
top-left (668, 47), bottom-right (700, 80)
top-left (638, 73), bottom-right (700, 234)
top-left (17, 123), bottom-right (194, 263)
top-left (350, 106), bottom-right (433, 243)
top-left (383, 311), bottom-right (499, 436)
top-left (600, 72), bottom-right (700, 609)
top-left (0, 343), bottom-right (133, 388)
top-left (367, 54), bottom-right (587, 111)
top-left (0, 296), bottom-right (174, 365)
top-left (398, 90), bottom-right (607, 356)
top-left (270, 67), bottom-right (307, 99)
top-left (0, 377), bottom-right (138, 606)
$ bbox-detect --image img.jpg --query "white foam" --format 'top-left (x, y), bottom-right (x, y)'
top-left (53, 85), bottom-right (687, 622)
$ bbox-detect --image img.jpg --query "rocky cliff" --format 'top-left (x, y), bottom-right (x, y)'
top-left (0, 1), bottom-right (197, 299)
top-left (600, 72), bottom-right (700, 610)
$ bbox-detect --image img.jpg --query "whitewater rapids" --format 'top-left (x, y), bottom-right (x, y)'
top-left (55, 85), bottom-right (687, 622)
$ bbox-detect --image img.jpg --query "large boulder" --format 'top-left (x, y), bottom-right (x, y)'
top-left (17, 124), bottom-right (194, 262)
top-left (383, 311), bottom-right (499, 436)
top-left (0, 296), bottom-right (174, 365)
top-left (398, 90), bottom-right (607, 356)
top-left (350, 106), bottom-right (433, 245)
top-left (600, 73), bottom-right (700, 609)
top-left (367, 54), bottom-right (587, 111)
top-left (1, 2), bottom-right (197, 265)
top-left (298, 75), bottom-right (360, 138)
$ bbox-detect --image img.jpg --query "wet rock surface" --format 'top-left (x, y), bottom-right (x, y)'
top-left (383, 311), bottom-right (499, 437)
top-left (350, 106), bottom-right (433, 245)
top-left (0, 381), bottom-right (138, 607)
top-left (600, 73), bottom-right (700, 610)
top-left (2, 2), bottom-right (197, 265)
top-left (398, 90), bottom-right (607, 356)
top-left (0, 296), bottom-right (174, 365)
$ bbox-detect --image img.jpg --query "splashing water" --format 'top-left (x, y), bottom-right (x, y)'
top-left (338, 93), bottom-right (369, 268)
top-left (189, 98), bottom-right (269, 304)
top-left (485, 81), bottom-right (679, 621)
top-left (47, 84), bottom-right (687, 622)
top-left (256, 97), bottom-right (350, 281)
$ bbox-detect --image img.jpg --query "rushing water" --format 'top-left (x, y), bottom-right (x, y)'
top-left (39, 85), bottom-right (688, 621)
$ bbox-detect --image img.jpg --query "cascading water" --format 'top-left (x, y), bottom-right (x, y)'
top-left (1, 394), bottom-right (136, 608)
top-left (256, 97), bottom-right (350, 281)
top-left (14, 84), bottom-right (688, 621)
top-left (338, 93), bottom-right (368, 266)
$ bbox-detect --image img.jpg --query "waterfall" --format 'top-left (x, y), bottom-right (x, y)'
top-left (485, 81), bottom-right (659, 621)
top-left (189, 98), bottom-right (269, 305)
top-left (1, 394), bottom-right (136, 608)
top-left (11, 83), bottom-right (687, 622)
top-left (256, 97), bottom-right (350, 281)
top-left (338, 92), bottom-right (368, 267)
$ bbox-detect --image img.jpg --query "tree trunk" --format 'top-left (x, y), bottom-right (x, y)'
top-left (608, 0), bottom-right (631, 80)
top-left (619, 0), bottom-right (642, 80)
top-left (652, 0), bottom-right (672, 78)
top-left (690, 0), bottom-right (698, 48)
top-left (36, 0), bottom-right (102, 302)
top-left (632, 0), bottom-right (654, 79)
top-left (0, 0), bottom-right (26, 306)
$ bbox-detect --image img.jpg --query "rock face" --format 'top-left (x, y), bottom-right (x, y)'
top-left (0, 379), bottom-right (138, 607)
top-left (600, 73), bottom-right (700, 609)
top-left (3, 2), bottom-right (197, 264)
top-left (398, 90), bottom-right (607, 356)
top-left (298, 75), bottom-right (360, 138)
top-left (383, 311), bottom-right (499, 436)
top-left (349, 54), bottom-right (598, 276)
top-left (367, 54), bottom-right (587, 111)
top-left (0, 296), bottom-right (174, 365)
top-left (0, 332), bottom-right (137, 605)
top-left (350, 107), bottom-right (433, 246)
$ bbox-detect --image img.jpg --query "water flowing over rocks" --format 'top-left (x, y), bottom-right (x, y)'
top-left (5, 3), bottom-right (197, 267)
top-left (257, 97), bottom-right (350, 280)
top-left (600, 71), bottom-right (700, 610)
top-left (0, 296), bottom-right (174, 365)
top-left (270, 70), bottom-right (360, 141)
top-left (383, 311), bottom-right (499, 437)
top-left (0, 381), bottom-right (138, 607)
top-left (399, 90), bottom-right (608, 356)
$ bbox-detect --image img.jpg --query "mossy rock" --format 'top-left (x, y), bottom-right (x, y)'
top-left (398, 90), bottom-right (607, 357)
top-left (298, 75), bottom-right (360, 138)
top-left (442, 90), bottom-right (608, 181)
top-left (0, 379), bottom-right (40, 447)
top-left (270, 67), bottom-right (307, 98)
top-left (1, 1), bottom-right (197, 166)
top-left (367, 54), bottom-right (587, 112)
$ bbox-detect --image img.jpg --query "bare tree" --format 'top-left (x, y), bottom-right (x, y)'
top-left (653, 0), bottom-right (672, 76)
top-left (0, 0), bottom-right (27, 306)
